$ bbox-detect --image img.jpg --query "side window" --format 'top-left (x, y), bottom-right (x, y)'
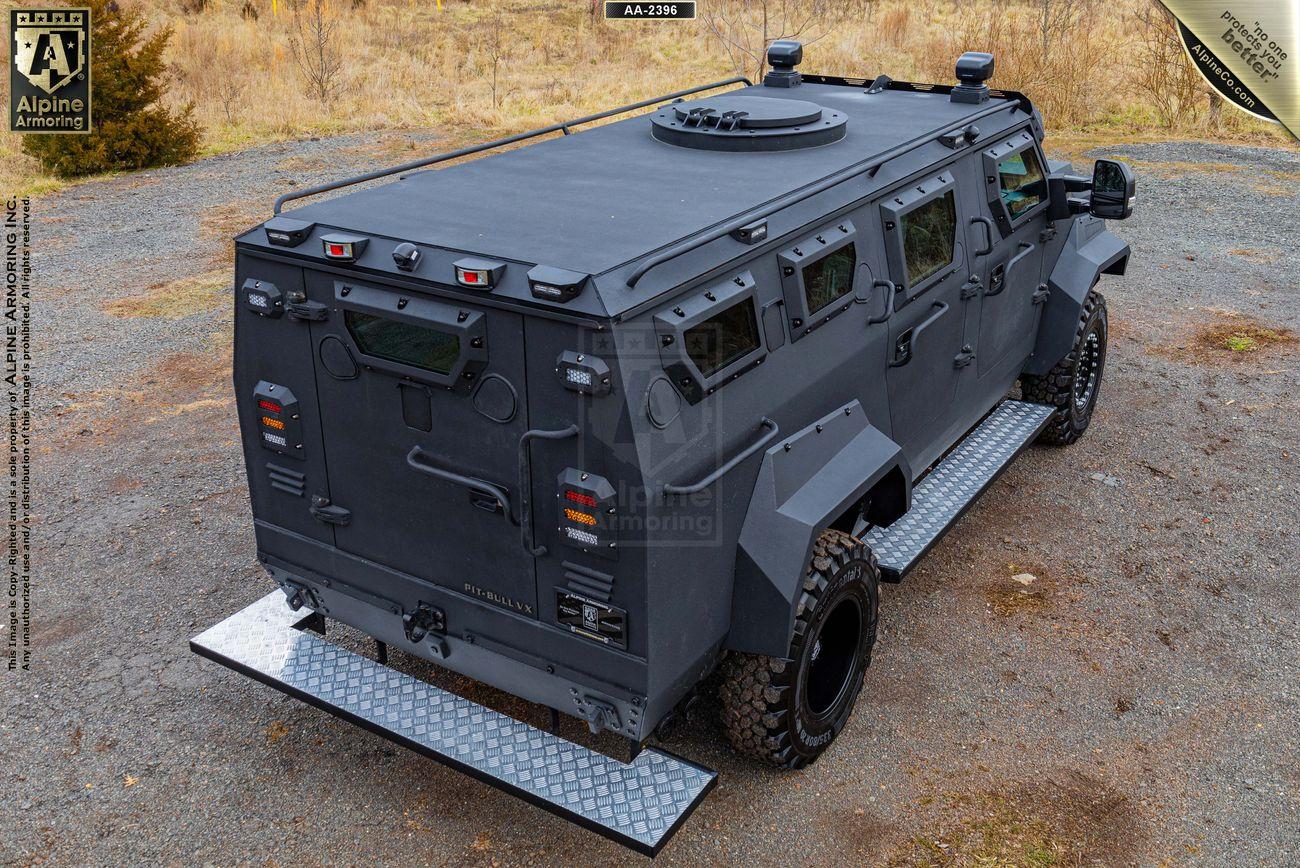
top-left (900, 190), bottom-right (956, 285)
top-left (654, 270), bottom-right (765, 404)
top-left (983, 130), bottom-right (1048, 234)
top-left (997, 148), bottom-right (1046, 220)
top-left (345, 311), bottom-right (460, 374)
top-left (803, 243), bottom-right (855, 314)
top-left (777, 218), bottom-right (859, 340)
top-left (683, 297), bottom-right (760, 377)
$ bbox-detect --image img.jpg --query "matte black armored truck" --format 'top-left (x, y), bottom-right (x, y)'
top-left (192, 44), bottom-right (1135, 854)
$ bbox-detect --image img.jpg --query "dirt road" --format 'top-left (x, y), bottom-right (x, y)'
top-left (6, 134), bottom-right (1298, 866)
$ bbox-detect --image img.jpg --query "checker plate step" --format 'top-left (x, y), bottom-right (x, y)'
top-left (190, 592), bottom-right (716, 856)
top-left (864, 400), bottom-right (1055, 580)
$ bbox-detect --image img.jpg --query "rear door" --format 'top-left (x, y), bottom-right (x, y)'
top-left (306, 272), bottom-right (537, 616)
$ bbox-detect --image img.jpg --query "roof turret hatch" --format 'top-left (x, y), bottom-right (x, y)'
top-left (650, 95), bottom-right (847, 152)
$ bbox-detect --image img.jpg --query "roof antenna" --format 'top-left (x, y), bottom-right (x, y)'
top-left (951, 51), bottom-right (994, 103)
top-left (763, 40), bottom-right (803, 88)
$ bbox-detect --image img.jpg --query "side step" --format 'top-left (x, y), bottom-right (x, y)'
top-left (190, 592), bottom-right (716, 856)
top-left (864, 400), bottom-right (1055, 581)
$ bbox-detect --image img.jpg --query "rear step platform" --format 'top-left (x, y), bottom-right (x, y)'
top-left (190, 592), bottom-right (716, 856)
top-left (864, 400), bottom-right (1055, 581)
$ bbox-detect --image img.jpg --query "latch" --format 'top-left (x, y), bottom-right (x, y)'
top-left (959, 275), bottom-right (982, 299)
top-left (309, 494), bottom-right (351, 525)
top-left (575, 694), bottom-right (621, 735)
top-left (891, 328), bottom-right (914, 367)
top-left (986, 263), bottom-right (1006, 296)
top-left (954, 345), bottom-right (976, 368)
top-left (287, 300), bottom-right (329, 321)
top-left (1039, 224), bottom-right (1057, 243)
top-left (1032, 284), bottom-right (1050, 305)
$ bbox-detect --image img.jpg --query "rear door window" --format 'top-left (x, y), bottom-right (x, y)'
top-left (900, 191), bottom-right (956, 285)
top-left (345, 310), bottom-right (461, 374)
top-left (684, 297), bottom-right (760, 376)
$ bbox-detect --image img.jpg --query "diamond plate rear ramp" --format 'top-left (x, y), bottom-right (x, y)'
top-left (865, 400), bottom-right (1055, 580)
top-left (190, 593), bottom-right (716, 856)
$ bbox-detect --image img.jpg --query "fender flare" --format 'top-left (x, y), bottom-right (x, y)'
top-left (1025, 217), bottom-right (1129, 376)
top-left (726, 400), bottom-right (910, 657)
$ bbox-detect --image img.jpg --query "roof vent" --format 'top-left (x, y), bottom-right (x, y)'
top-left (763, 40), bottom-right (803, 88)
top-left (650, 95), bottom-right (846, 152)
top-left (951, 51), bottom-right (994, 104)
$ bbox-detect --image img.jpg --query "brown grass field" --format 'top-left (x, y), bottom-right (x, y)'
top-left (0, 0), bottom-right (1293, 194)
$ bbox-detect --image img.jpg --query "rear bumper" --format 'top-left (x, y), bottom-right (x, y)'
top-left (190, 591), bottom-right (716, 855)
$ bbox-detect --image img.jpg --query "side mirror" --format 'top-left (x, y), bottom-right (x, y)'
top-left (1090, 159), bottom-right (1135, 220)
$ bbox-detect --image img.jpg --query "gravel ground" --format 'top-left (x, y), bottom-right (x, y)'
top-left (4, 135), bottom-right (1297, 866)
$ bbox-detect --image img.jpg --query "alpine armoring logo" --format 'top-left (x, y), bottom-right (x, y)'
top-left (9, 8), bottom-right (92, 133)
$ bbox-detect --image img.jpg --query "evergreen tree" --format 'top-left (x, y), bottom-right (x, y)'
top-left (22, 0), bottom-right (201, 177)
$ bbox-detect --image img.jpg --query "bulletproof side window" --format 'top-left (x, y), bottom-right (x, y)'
top-left (654, 271), bottom-right (765, 405)
top-left (880, 170), bottom-right (960, 301)
top-left (345, 311), bottom-right (460, 375)
top-left (777, 219), bottom-right (859, 341)
top-left (983, 129), bottom-right (1049, 236)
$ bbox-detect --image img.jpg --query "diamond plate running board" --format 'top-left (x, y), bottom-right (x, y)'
top-left (864, 400), bottom-right (1055, 581)
top-left (190, 592), bottom-right (716, 856)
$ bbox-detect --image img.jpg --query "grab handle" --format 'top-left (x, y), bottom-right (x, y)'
top-left (406, 446), bottom-right (516, 525)
top-left (866, 280), bottom-right (896, 325)
top-left (519, 424), bottom-right (580, 557)
top-left (664, 417), bottom-right (779, 496)
top-left (970, 216), bottom-right (995, 256)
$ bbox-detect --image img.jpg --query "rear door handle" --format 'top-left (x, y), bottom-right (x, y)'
top-left (405, 446), bottom-right (516, 525)
top-left (890, 301), bottom-right (949, 367)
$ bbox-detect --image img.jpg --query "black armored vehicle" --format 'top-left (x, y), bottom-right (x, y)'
top-left (193, 44), bottom-right (1135, 854)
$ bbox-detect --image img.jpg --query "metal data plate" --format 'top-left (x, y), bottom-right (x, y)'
top-left (865, 400), bottom-right (1054, 579)
top-left (190, 593), bottom-right (716, 856)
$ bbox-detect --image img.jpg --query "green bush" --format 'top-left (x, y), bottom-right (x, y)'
top-left (22, 0), bottom-right (200, 177)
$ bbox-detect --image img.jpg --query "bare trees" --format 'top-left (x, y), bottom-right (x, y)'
top-left (703, 0), bottom-right (842, 82)
top-left (289, 0), bottom-right (343, 102)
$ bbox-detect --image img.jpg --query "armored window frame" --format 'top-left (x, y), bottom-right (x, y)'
top-left (982, 129), bottom-right (1049, 237)
top-left (777, 219), bottom-right (860, 342)
top-left (654, 271), bottom-right (765, 405)
top-left (880, 170), bottom-right (961, 304)
top-left (333, 281), bottom-right (487, 389)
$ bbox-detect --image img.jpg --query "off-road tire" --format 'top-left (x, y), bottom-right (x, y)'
top-left (1021, 289), bottom-right (1108, 446)
top-left (719, 529), bottom-right (879, 769)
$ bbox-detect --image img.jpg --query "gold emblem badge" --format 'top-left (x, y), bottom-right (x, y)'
top-left (9, 8), bottom-right (91, 133)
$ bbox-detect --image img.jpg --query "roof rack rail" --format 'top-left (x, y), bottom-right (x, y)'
top-left (624, 83), bottom-right (1029, 289)
top-left (272, 77), bottom-right (752, 215)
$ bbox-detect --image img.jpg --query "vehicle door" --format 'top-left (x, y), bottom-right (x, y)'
top-left (881, 167), bottom-right (974, 471)
top-left (971, 129), bottom-right (1050, 381)
top-left (305, 272), bottom-right (539, 618)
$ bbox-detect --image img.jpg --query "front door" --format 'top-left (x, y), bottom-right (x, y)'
top-left (974, 129), bottom-right (1050, 381)
top-left (881, 167), bottom-right (974, 472)
top-left (306, 271), bottom-right (538, 618)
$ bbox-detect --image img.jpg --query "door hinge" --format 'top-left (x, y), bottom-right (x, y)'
top-left (954, 345), bottom-right (976, 368)
top-left (287, 300), bottom-right (330, 321)
top-left (959, 275), bottom-right (982, 299)
top-left (1032, 284), bottom-right (1050, 305)
top-left (309, 494), bottom-right (351, 525)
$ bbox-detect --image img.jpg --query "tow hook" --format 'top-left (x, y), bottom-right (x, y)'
top-left (282, 580), bottom-right (318, 612)
top-left (402, 603), bottom-right (449, 658)
top-left (576, 695), bottom-right (621, 735)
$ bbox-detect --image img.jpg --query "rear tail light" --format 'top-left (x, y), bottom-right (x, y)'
top-left (258, 399), bottom-right (282, 414)
top-left (564, 490), bottom-right (597, 508)
top-left (564, 507), bottom-right (597, 526)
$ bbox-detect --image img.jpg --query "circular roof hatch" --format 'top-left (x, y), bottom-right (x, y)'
top-left (650, 95), bottom-right (847, 152)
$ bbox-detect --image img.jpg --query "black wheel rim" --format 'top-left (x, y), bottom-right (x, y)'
top-left (1073, 328), bottom-right (1102, 412)
top-left (804, 597), bottom-right (863, 719)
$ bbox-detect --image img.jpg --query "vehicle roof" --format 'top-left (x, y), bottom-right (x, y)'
top-left (283, 81), bottom-right (1023, 278)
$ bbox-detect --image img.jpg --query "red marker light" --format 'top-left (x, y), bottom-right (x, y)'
top-left (327, 243), bottom-right (346, 257)
top-left (461, 270), bottom-right (480, 284)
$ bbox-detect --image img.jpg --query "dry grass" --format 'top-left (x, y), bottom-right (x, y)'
top-left (102, 270), bottom-right (231, 319)
top-left (1151, 312), bottom-right (1296, 365)
top-left (1, 0), bottom-right (1292, 195)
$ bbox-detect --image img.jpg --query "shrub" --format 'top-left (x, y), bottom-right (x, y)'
top-left (21, 0), bottom-right (201, 177)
